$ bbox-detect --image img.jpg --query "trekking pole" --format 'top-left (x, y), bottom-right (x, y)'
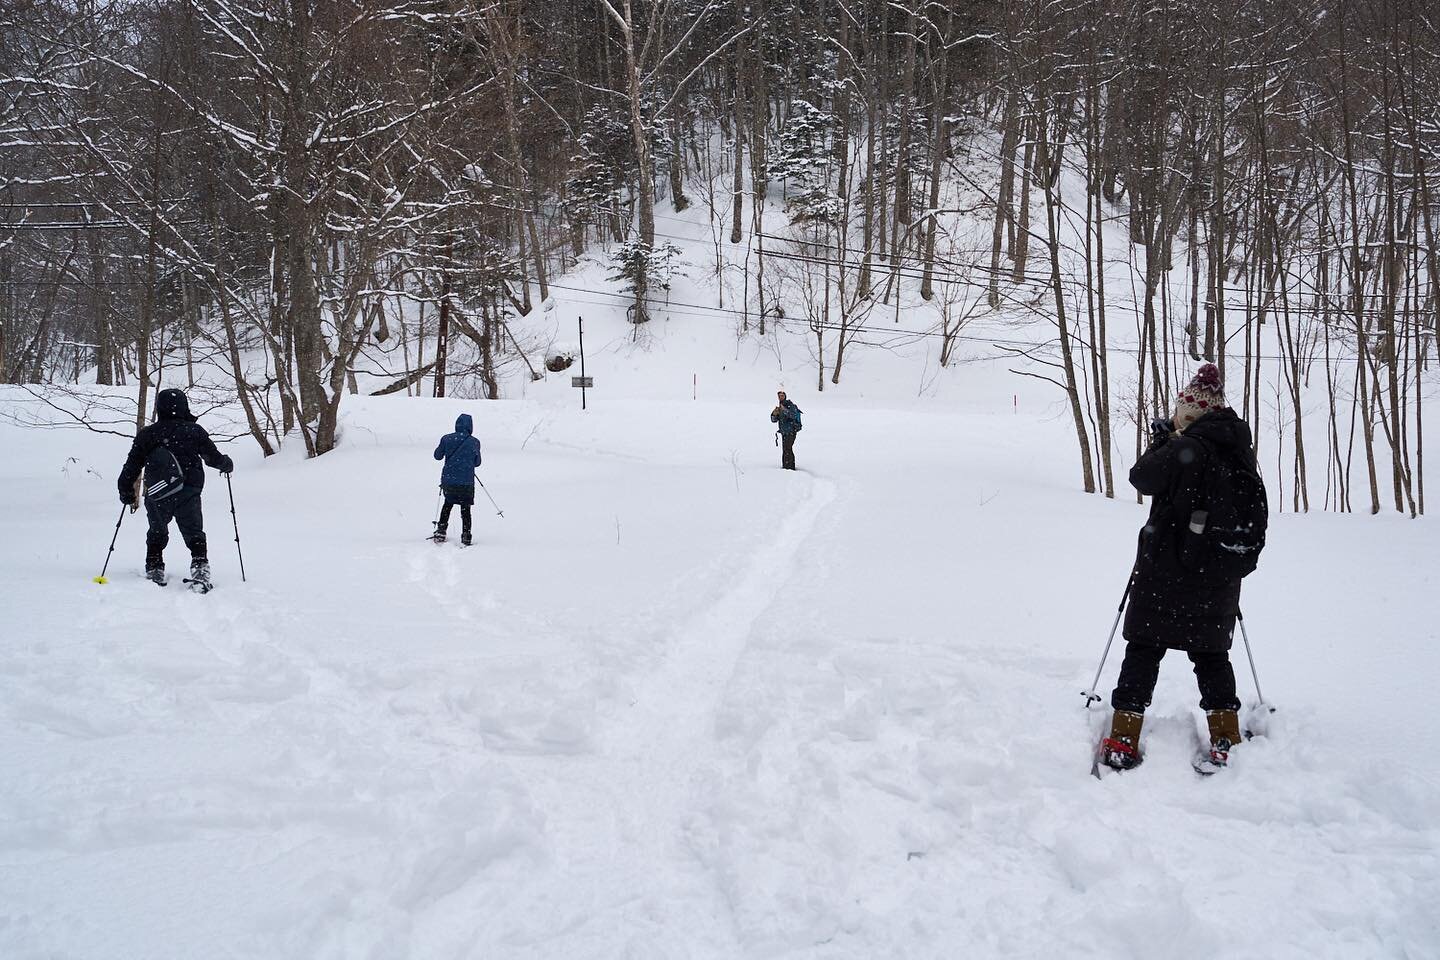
top-left (226, 474), bottom-right (247, 582)
top-left (1082, 574), bottom-right (1134, 707)
top-left (1236, 609), bottom-right (1275, 713)
top-left (426, 487), bottom-right (446, 542)
top-left (475, 474), bottom-right (504, 518)
top-left (94, 504), bottom-right (128, 584)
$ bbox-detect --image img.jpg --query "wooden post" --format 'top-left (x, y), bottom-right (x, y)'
top-left (434, 238), bottom-right (452, 398)
top-left (433, 271), bottom-right (451, 397)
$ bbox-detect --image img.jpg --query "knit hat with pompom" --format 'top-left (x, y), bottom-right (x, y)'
top-left (1174, 363), bottom-right (1227, 432)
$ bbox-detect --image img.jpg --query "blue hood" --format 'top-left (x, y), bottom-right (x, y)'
top-left (455, 414), bottom-right (473, 436)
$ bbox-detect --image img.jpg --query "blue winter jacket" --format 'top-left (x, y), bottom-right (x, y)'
top-left (771, 400), bottom-right (803, 437)
top-left (434, 414), bottom-right (482, 486)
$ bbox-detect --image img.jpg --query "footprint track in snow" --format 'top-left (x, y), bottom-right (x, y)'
top-left (623, 472), bottom-right (838, 748)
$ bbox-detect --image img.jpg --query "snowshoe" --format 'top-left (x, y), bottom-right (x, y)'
top-left (1193, 709), bottom-right (1242, 776)
top-left (1100, 737), bottom-right (1143, 772)
top-left (460, 532), bottom-right (472, 547)
top-left (1193, 743), bottom-right (1232, 776)
top-left (145, 567), bottom-right (168, 587)
top-left (1099, 710), bottom-right (1145, 773)
top-left (184, 560), bottom-right (212, 593)
top-left (431, 525), bottom-right (447, 544)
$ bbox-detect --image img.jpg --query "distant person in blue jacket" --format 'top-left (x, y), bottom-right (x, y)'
top-left (433, 413), bottom-right (482, 545)
top-left (770, 391), bottom-right (802, 470)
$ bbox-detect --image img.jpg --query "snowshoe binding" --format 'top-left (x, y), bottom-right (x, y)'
top-left (184, 560), bottom-right (213, 594)
top-left (1193, 743), bottom-right (1233, 776)
top-left (431, 525), bottom-right (447, 544)
top-left (1100, 737), bottom-right (1143, 772)
top-left (1099, 710), bottom-right (1145, 773)
top-left (1193, 709), bottom-right (1242, 776)
top-left (145, 566), bottom-right (167, 587)
top-left (460, 532), bottom-right (472, 547)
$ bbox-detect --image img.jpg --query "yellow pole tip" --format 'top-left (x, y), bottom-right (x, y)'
top-left (93, 576), bottom-right (109, 584)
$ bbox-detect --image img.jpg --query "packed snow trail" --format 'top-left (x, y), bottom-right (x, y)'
top-left (1, 393), bottom-right (1437, 958)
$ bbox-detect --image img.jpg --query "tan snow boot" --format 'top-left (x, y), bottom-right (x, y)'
top-left (1204, 709), bottom-right (1243, 768)
top-left (1102, 710), bottom-right (1145, 770)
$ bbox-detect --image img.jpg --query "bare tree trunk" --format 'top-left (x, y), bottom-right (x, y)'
top-left (1339, 47), bottom-right (1381, 514)
top-left (919, 7), bottom-right (953, 301)
top-left (1084, 60), bottom-right (1113, 497)
top-left (990, 88), bottom-right (1020, 308)
top-left (434, 251), bottom-right (451, 397)
top-left (1208, 65), bottom-right (1226, 369)
top-left (832, 13), bottom-right (851, 202)
top-left (1037, 91), bottom-right (1095, 493)
top-left (615, 0), bottom-right (655, 323)
top-left (669, 111), bottom-right (690, 212)
top-left (730, 66), bottom-right (745, 245)
top-left (1013, 108), bottom-right (1033, 282)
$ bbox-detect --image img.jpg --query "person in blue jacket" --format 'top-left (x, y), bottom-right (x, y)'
top-left (433, 414), bottom-right (482, 544)
top-left (769, 391), bottom-right (803, 470)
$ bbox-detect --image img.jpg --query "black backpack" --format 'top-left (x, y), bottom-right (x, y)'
top-left (1198, 441), bottom-right (1268, 578)
top-left (144, 444), bottom-right (187, 503)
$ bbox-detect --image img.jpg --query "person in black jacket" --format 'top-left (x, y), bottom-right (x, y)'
top-left (1102, 364), bottom-right (1250, 771)
top-left (117, 388), bottom-right (233, 585)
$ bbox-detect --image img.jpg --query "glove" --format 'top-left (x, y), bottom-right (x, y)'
top-left (219, 455), bottom-right (234, 475)
top-left (1149, 417), bottom-right (1174, 444)
top-left (120, 490), bottom-right (136, 507)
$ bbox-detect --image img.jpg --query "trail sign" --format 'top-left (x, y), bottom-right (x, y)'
top-left (577, 317), bottom-right (590, 410)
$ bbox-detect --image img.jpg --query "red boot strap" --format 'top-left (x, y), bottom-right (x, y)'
top-left (1102, 737), bottom-right (1136, 755)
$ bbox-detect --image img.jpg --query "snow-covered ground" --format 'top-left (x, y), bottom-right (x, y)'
top-left (4, 177), bottom-right (1440, 960)
top-left (3, 319), bottom-right (1438, 958)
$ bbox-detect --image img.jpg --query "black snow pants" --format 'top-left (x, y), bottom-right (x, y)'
top-left (1110, 640), bottom-right (1241, 714)
top-left (145, 488), bottom-right (206, 569)
top-left (439, 483), bottom-right (473, 535)
top-left (780, 431), bottom-right (797, 470)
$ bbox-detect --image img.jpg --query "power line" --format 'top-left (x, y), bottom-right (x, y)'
top-left (541, 279), bottom-right (1376, 364)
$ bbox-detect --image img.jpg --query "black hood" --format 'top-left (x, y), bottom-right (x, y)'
top-left (155, 388), bottom-right (194, 422)
top-left (1184, 408), bottom-right (1252, 455)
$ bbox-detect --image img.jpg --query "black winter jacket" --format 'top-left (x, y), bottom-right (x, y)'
top-left (1122, 409), bottom-right (1255, 652)
top-left (118, 389), bottom-right (232, 502)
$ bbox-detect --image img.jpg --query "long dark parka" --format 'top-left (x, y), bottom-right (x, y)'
top-left (1123, 409), bottom-right (1255, 652)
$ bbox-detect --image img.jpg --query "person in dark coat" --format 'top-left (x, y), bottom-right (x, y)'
top-left (433, 413), bottom-right (482, 545)
top-left (1103, 364), bottom-right (1251, 771)
top-left (117, 388), bottom-right (234, 585)
top-left (770, 391), bottom-right (803, 470)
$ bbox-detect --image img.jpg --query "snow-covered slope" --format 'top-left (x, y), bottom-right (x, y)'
top-left (2, 287), bottom-right (1438, 958)
top-left (2, 172), bottom-right (1440, 960)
